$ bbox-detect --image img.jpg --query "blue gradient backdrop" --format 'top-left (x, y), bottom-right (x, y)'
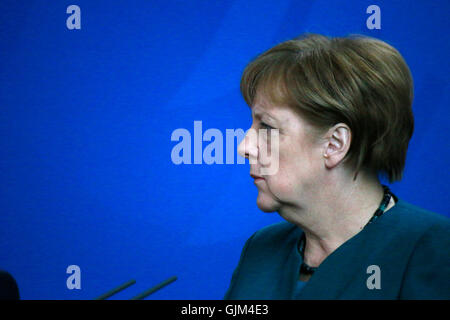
top-left (0, 0), bottom-right (449, 299)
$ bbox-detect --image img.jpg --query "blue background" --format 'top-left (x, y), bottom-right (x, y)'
top-left (0, 0), bottom-right (448, 299)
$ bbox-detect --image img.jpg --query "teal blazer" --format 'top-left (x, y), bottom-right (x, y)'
top-left (224, 196), bottom-right (450, 299)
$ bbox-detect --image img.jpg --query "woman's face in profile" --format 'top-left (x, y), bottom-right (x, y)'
top-left (238, 94), bottom-right (326, 213)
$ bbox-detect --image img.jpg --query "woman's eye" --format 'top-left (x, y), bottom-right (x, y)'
top-left (260, 122), bottom-right (273, 130)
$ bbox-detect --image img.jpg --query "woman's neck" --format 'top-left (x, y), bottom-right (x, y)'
top-left (280, 171), bottom-right (395, 269)
top-left (304, 195), bottom-right (395, 268)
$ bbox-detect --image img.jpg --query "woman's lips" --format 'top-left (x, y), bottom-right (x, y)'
top-left (250, 174), bottom-right (265, 181)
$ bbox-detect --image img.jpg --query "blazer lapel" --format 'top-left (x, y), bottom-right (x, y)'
top-left (294, 221), bottom-right (382, 299)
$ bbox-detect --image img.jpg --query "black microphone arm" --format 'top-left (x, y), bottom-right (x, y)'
top-left (94, 279), bottom-right (137, 300)
top-left (94, 276), bottom-right (177, 300)
top-left (130, 276), bottom-right (177, 300)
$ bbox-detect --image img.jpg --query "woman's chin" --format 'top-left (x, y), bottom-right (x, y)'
top-left (256, 194), bottom-right (279, 213)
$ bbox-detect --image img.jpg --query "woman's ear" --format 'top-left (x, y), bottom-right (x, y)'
top-left (323, 124), bottom-right (351, 168)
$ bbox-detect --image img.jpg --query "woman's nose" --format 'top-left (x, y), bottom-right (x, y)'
top-left (238, 128), bottom-right (258, 161)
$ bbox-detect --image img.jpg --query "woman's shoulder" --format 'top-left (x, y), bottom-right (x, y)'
top-left (388, 197), bottom-right (450, 235)
top-left (391, 198), bottom-right (450, 298)
top-left (367, 196), bottom-right (450, 268)
top-left (243, 198), bottom-right (449, 256)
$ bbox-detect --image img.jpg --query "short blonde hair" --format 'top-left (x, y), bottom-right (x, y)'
top-left (241, 33), bottom-right (414, 183)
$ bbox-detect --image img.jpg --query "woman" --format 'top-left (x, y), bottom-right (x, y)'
top-left (224, 33), bottom-right (450, 299)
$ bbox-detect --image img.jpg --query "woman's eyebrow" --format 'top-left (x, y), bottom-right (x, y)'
top-left (252, 109), bottom-right (279, 122)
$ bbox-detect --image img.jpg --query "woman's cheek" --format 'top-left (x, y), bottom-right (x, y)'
top-left (265, 172), bottom-right (296, 199)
